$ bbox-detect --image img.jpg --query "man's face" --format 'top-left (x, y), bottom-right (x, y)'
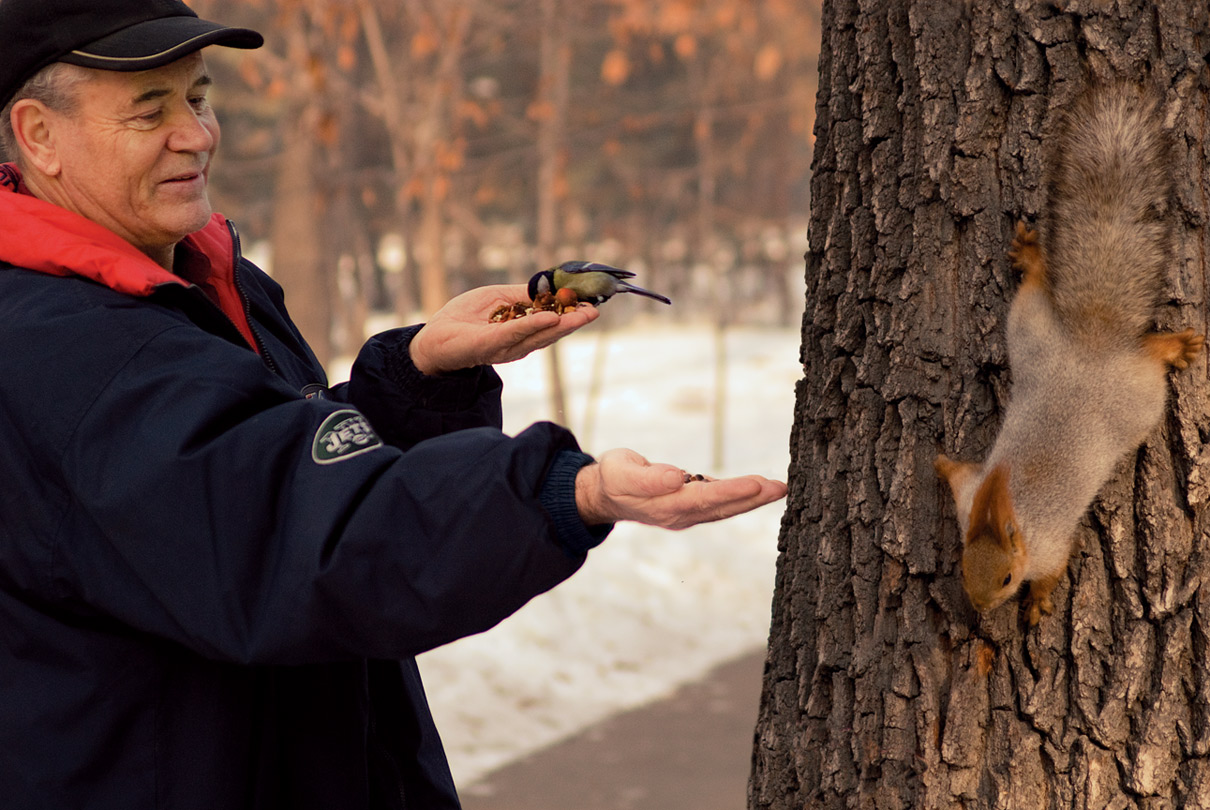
top-left (39, 53), bottom-right (219, 262)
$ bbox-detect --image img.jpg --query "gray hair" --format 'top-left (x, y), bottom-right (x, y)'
top-left (0, 63), bottom-right (88, 163)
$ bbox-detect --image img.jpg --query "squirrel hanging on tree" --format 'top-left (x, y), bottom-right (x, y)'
top-left (935, 82), bottom-right (1205, 626)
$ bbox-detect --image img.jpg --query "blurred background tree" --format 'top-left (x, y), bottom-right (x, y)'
top-left (191, 0), bottom-right (821, 368)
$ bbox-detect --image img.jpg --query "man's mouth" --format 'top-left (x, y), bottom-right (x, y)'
top-left (161, 165), bottom-right (208, 185)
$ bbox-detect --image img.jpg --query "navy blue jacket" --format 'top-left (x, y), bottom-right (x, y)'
top-left (0, 167), bottom-right (606, 808)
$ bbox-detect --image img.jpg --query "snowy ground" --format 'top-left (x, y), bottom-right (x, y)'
top-left (409, 319), bottom-right (802, 788)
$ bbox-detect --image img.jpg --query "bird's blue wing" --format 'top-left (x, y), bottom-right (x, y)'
top-left (558, 261), bottom-right (635, 279)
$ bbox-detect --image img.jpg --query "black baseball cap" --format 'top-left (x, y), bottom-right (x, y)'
top-left (0, 0), bottom-right (263, 109)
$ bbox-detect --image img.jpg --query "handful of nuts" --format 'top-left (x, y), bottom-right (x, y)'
top-left (489, 288), bottom-right (581, 322)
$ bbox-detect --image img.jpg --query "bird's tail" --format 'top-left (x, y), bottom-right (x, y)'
top-left (619, 282), bottom-right (672, 305)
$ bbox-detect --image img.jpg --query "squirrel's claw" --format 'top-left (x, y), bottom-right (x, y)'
top-left (1024, 594), bottom-right (1052, 627)
top-left (1023, 579), bottom-right (1057, 627)
top-left (1008, 221), bottom-right (1046, 286)
top-left (1145, 327), bottom-right (1205, 370)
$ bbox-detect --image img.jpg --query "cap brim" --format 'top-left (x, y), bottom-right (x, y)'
top-left (60, 16), bottom-right (262, 72)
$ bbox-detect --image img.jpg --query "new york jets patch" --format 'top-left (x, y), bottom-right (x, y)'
top-left (312, 410), bottom-right (383, 464)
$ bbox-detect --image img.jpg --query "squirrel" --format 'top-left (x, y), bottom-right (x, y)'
top-left (935, 83), bottom-right (1205, 626)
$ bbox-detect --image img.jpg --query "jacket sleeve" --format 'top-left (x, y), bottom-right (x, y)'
top-left (339, 326), bottom-right (504, 450)
top-left (51, 322), bottom-right (587, 666)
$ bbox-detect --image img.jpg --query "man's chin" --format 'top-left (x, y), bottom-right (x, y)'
top-left (175, 199), bottom-right (215, 237)
top-left (187, 211), bottom-right (216, 236)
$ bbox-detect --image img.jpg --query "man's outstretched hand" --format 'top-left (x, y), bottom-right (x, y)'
top-left (410, 284), bottom-right (599, 374)
top-left (575, 448), bottom-right (787, 529)
top-left (409, 292), bottom-right (785, 529)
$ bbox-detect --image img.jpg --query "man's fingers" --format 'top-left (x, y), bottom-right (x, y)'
top-left (636, 463), bottom-right (686, 496)
top-left (475, 309), bottom-right (588, 365)
top-left (494, 309), bottom-right (561, 338)
top-left (672, 476), bottom-right (786, 527)
top-left (599, 449), bottom-right (684, 498)
top-left (716, 479), bottom-right (787, 518)
top-left (698, 475), bottom-right (763, 499)
top-left (496, 307), bottom-right (598, 355)
top-left (586, 447), bottom-right (786, 529)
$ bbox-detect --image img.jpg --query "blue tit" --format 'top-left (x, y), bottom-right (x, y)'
top-left (527, 261), bottom-right (672, 306)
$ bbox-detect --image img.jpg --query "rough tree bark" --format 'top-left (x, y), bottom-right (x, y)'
top-left (271, 20), bottom-right (331, 367)
top-left (535, 0), bottom-right (571, 423)
top-left (752, 2), bottom-right (1210, 809)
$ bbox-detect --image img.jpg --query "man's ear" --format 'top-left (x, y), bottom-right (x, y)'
top-left (10, 99), bottom-right (61, 176)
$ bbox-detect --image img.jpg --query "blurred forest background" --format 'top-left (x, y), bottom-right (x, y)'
top-left (192, 0), bottom-right (822, 367)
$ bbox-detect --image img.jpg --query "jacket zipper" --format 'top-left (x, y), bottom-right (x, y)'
top-left (369, 712), bottom-right (409, 810)
top-left (224, 220), bottom-right (280, 377)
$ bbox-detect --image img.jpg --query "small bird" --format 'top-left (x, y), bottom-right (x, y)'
top-left (528, 261), bottom-right (671, 306)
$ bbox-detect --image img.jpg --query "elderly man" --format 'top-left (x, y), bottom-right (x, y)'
top-left (0, 1), bottom-right (784, 808)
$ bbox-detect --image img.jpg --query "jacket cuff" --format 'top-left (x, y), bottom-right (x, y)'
top-left (540, 450), bottom-right (612, 556)
top-left (344, 326), bottom-right (504, 450)
top-left (389, 325), bottom-right (491, 405)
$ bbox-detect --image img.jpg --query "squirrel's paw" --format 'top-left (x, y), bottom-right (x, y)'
top-left (1023, 591), bottom-right (1053, 627)
top-left (1007, 221), bottom-right (1045, 286)
top-left (1023, 574), bottom-right (1062, 626)
top-left (1145, 328), bottom-right (1205, 370)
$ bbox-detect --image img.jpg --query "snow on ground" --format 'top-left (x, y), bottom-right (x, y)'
top-left (411, 319), bottom-right (802, 788)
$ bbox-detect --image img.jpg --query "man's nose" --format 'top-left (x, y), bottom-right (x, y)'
top-left (167, 107), bottom-right (216, 153)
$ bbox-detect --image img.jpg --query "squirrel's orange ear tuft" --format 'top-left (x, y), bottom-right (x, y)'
top-left (966, 465), bottom-right (1017, 550)
top-left (935, 454), bottom-right (978, 501)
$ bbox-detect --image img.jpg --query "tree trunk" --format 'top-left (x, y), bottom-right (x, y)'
top-left (691, 53), bottom-right (729, 472)
top-left (536, 0), bottom-right (572, 423)
top-left (752, 2), bottom-right (1210, 809)
top-left (270, 21), bottom-right (330, 366)
top-left (415, 6), bottom-right (472, 316)
top-left (357, 0), bottom-right (418, 318)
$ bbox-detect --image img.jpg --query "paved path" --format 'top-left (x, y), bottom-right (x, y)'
top-left (459, 650), bottom-right (767, 810)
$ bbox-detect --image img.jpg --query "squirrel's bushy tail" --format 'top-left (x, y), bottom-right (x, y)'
top-left (1044, 82), bottom-right (1172, 345)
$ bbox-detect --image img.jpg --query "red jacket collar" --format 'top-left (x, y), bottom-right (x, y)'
top-left (0, 163), bottom-right (257, 351)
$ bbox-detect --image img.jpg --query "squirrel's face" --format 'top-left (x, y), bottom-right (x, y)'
top-left (962, 530), bottom-right (1027, 613)
top-left (951, 462), bottom-right (1026, 615)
